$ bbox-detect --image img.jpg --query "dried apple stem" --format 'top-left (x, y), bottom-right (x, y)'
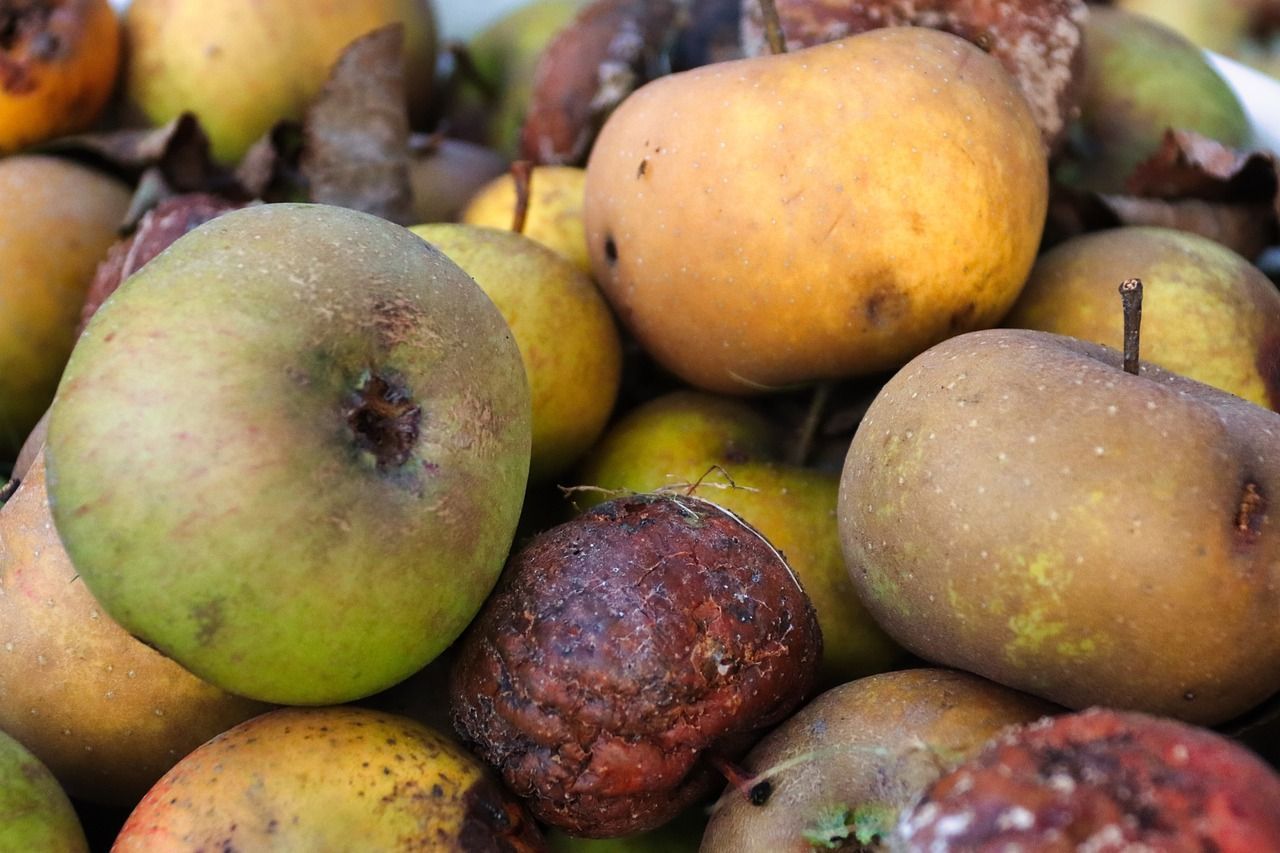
top-left (707, 753), bottom-right (773, 806)
top-left (1119, 278), bottom-right (1143, 376)
top-left (510, 160), bottom-right (533, 235)
top-left (758, 0), bottom-right (788, 55)
top-left (789, 381), bottom-right (833, 467)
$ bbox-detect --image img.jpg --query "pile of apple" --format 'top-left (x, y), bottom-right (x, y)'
top-left (2, 0), bottom-right (1280, 850)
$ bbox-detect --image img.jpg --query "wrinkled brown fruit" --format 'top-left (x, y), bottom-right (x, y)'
top-left (519, 0), bottom-right (682, 165)
top-left (450, 492), bottom-right (822, 837)
top-left (79, 193), bottom-right (240, 333)
top-left (740, 0), bottom-right (1087, 149)
top-left (897, 708), bottom-right (1280, 851)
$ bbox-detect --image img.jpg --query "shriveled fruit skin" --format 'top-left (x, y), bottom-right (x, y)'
top-left (739, 0), bottom-right (1088, 150)
top-left (0, 452), bottom-right (267, 805)
top-left (896, 708), bottom-right (1280, 851)
top-left (0, 0), bottom-right (121, 153)
top-left (451, 493), bottom-right (822, 838)
top-left (585, 28), bottom-right (1047, 394)
top-left (114, 707), bottom-right (545, 851)
top-left (0, 155), bottom-right (131, 460)
top-left (0, 729), bottom-right (87, 853)
top-left (125, 0), bottom-right (438, 163)
top-left (700, 669), bottom-right (1055, 852)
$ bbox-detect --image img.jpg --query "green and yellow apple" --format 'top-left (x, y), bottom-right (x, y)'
top-left (412, 224), bottom-right (621, 482)
top-left (839, 328), bottom-right (1280, 725)
top-left (113, 707), bottom-right (543, 850)
top-left (1005, 227), bottom-right (1280, 409)
top-left (1059, 6), bottom-right (1251, 192)
top-left (45, 204), bottom-right (531, 706)
top-left (0, 729), bottom-right (87, 853)
top-left (576, 391), bottom-right (903, 686)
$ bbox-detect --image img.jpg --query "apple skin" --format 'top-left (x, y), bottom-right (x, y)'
top-left (45, 203), bottom-right (531, 706)
top-left (0, 729), bottom-right (88, 853)
top-left (462, 165), bottom-right (591, 274)
top-left (124, 0), bottom-right (438, 163)
top-left (412, 224), bottom-right (622, 482)
top-left (113, 707), bottom-right (544, 850)
top-left (0, 451), bottom-right (269, 805)
top-left (584, 27), bottom-right (1047, 394)
top-left (1004, 227), bottom-right (1280, 410)
top-left (0, 156), bottom-right (131, 461)
top-left (838, 328), bottom-right (1280, 725)
top-left (575, 391), bottom-right (904, 686)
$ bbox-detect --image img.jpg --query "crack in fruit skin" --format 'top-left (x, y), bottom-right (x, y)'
top-left (450, 493), bottom-right (822, 838)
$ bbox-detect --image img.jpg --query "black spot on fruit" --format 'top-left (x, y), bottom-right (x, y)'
top-left (604, 235), bottom-right (619, 266)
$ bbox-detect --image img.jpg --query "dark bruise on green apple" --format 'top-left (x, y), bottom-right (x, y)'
top-left (43, 203), bottom-right (532, 706)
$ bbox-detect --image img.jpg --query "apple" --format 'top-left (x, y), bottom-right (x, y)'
top-left (839, 327), bottom-right (1280, 725)
top-left (45, 203), bottom-right (531, 705)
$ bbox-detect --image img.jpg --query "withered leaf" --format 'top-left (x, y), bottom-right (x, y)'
top-left (300, 24), bottom-right (413, 224)
top-left (739, 0), bottom-right (1088, 150)
top-left (235, 121), bottom-right (305, 202)
top-left (1048, 130), bottom-right (1280, 261)
top-left (520, 0), bottom-right (682, 166)
top-left (41, 113), bottom-right (236, 196)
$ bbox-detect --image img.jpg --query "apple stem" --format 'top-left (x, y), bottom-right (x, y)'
top-left (707, 753), bottom-right (773, 806)
top-left (758, 0), bottom-right (788, 55)
top-left (510, 160), bottom-right (533, 235)
top-left (1119, 278), bottom-right (1143, 376)
top-left (789, 381), bottom-right (834, 467)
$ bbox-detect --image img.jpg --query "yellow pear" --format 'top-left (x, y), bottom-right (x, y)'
top-left (585, 27), bottom-right (1047, 393)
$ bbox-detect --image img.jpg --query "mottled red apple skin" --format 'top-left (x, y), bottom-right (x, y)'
top-left (897, 708), bottom-right (1280, 852)
top-left (450, 493), bottom-right (822, 838)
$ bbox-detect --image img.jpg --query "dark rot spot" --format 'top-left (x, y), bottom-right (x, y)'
top-left (343, 371), bottom-right (421, 470)
top-left (0, 0), bottom-right (59, 94)
top-left (1234, 480), bottom-right (1266, 542)
top-left (1256, 333), bottom-right (1280, 411)
top-left (604, 235), bottom-right (619, 266)
top-left (457, 777), bottom-right (544, 852)
top-left (863, 285), bottom-right (908, 329)
top-left (749, 780), bottom-right (773, 806)
top-left (637, 158), bottom-right (649, 178)
top-left (949, 300), bottom-right (978, 331)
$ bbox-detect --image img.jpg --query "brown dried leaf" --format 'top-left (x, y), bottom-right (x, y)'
top-left (41, 113), bottom-right (234, 194)
top-left (740, 0), bottom-right (1088, 150)
top-left (301, 25), bottom-right (413, 224)
top-left (1127, 129), bottom-right (1280, 217)
top-left (1046, 130), bottom-right (1280, 259)
top-left (235, 121), bottom-right (305, 201)
top-left (520, 0), bottom-right (682, 166)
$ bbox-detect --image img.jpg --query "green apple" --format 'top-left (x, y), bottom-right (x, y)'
top-left (45, 203), bottom-right (531, 705)
top-left (576, 391), bottom-right (904, 686)
top-left (1116, 0), bottom-right (1255, 54)
top-left (839, 328), bottom-right (1280, 725)
top-left (411, 224), bottom-right (621, 482)
top-left (1059, 6), bottom-right (1251, 192)
top-left (1004, 227), bottom-right (1280, 409)
top-left (0, 729), bottom-right (87, 853)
